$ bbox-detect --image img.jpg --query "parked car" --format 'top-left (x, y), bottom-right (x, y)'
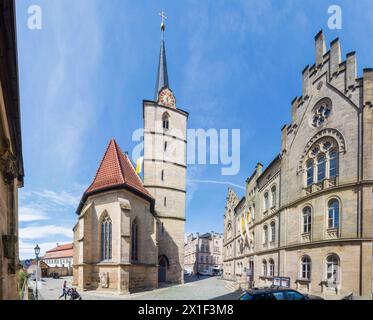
top-left (199, 270), bottom-right (211, 276)
top-left (50, 272), bottom-right (60, 279)
top-left (184, 269), bottom-right (193, 276)
top-left (238, 287), bottom-right (323, 300)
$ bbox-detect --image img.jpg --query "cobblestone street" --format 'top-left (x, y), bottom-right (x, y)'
top-left (38, 276), bottom-right (242, 301)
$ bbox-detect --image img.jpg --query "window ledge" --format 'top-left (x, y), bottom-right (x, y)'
top-left (259, 276), bottom-right (273, 280)
top-left (295, 278), bottom-right (311, 283)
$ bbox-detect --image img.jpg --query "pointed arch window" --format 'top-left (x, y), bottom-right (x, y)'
top-left (101, 215), bottom-right (112, 261)
top-left (263, 225), bottom-right (268, 245)
top-left (262, 259), bottom-right (267, 276)
top-left (306, 160), bottom-right (314, 186)
top-left (131, 220), bottom-right (138, 262)
top-left (317, 156), bottom-right (326, 182)
top-left (162, 113), bottom-right (170, 130)
top-left (270, 221), bottom-right (276, 243)
top-left (269, 259), bottom-right (275, 277)
top-left (264, 192), bottom-right (269, 211)
top-left (329, 150), bottom-right (338, 178)
top-left (271, 186), bottom-right (277, 208)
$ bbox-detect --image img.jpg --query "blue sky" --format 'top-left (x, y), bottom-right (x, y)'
top-left (15, 0), bottom-right (373, 258)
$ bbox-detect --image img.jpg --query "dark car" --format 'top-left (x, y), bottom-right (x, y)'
top-left (50, 272), bottom-right (60, 279)
top-left (238, 287), bottom-right (323, 300)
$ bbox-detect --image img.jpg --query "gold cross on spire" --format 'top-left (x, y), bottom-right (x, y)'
top-left (159, 10), bottom-right (167, 32)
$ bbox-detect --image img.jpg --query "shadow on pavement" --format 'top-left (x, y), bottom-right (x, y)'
top-left (210, 289), bottom-right (243, 301)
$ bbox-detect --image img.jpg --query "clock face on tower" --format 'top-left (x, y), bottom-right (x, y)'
top-left (158, 88), bottom-right (176, 108)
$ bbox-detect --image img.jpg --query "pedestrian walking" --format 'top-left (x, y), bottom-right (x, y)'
top-left (58, 280), bottom-right (68, 300)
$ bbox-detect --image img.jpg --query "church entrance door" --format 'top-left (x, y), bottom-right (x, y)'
top-left (158, 256), bottom-right (168, 283)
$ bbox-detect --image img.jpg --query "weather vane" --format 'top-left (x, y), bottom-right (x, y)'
top-left (159, 10), bottom-right (167, 33)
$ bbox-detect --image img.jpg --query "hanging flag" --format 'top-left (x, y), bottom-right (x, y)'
top-left (135, 157), bottom-right (144, 174)
top-left (240, 212), bottom-right (246, 241)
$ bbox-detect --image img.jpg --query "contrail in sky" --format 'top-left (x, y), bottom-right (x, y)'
top-left (188, 179), bottom-right (245, 191)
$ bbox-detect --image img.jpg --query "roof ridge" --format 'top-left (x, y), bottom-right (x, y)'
top-left (111, 139), bottom-right (126, 183)
top-left (86, 139), bottom-right (115, 191)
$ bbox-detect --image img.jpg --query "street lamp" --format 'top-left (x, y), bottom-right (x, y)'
top-left (34, 244), bottom-right (40, 300)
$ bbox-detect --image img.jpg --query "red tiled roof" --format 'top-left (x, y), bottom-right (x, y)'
top-left (44, 243), bottom-right (73, 259)
top-left (46, 243), bottom-right (73, 253)
top-left (85, 139), bottom-right (152, 199)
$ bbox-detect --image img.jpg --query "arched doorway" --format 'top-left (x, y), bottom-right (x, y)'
top-left (158, 255), bottom-right (169, 283)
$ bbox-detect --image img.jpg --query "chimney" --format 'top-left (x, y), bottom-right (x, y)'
top-left (315, 30), bottom-right (326, 67)
top-left (346, 52), bottom-right (357, 89)
top-left (330, 38), bottom-right (341, 78)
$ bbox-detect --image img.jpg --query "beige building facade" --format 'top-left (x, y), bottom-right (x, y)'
top-left (0, 0), bottom-right (24, 300)
top-left (184, 232), bottom-right (223, 274)
top-left (73, 25), bottom-right (188, 293)
top-left (223, 31), bottom-right (373, 299)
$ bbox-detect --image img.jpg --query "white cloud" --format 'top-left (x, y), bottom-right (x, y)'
top-left (19, 225), bottom-right (73, 240)
top-left (19, 205), bottom-right (49, 222)
top-left (31, 190), bottom-right (80, 208)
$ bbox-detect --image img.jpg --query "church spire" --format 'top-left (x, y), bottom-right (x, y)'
top-left (155, 11), bottom-right (169, 100)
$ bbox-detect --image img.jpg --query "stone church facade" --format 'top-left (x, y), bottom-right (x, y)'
top-left (73, 25), bottom-right (188, 293)
top-left (223, 31), bottom-right (373, 299)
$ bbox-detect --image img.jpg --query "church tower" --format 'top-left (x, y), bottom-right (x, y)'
top-left (143, 12), bottom-right (188, 284)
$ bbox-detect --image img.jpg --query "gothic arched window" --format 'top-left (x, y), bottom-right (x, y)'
top-left (271, 186), bottom-right (277, 208)
top-left (328, 199), bottom-right (340, 230)
top-left (303, 206), bottom-right (312, 234)
top-left (262, 259), bottom-right (267, 276)
top-left (300, 256), bottom-right (311, 280)
top-left (270, 221), bottom-right (276, 243)
top-left (264, 192), bottom-right (269, 211)
top-left (131, 220), bottom-right (138, 262)
top-left (329, 150), bottom-right (338, 178)
top-left (263, 225), bottom-right (268, 245)
top-left (162, 113), bottom-right (170, 130)
top-left (269, 259), bottom-right (275, 277)
top-left (306, 160), bottom-right (314, 186)
top-left (317, 156), bottom-right (326, 182)
top-left (101, 215), bottom-right (112, 261)
top-left (303, 137), bottom-right (340, 187)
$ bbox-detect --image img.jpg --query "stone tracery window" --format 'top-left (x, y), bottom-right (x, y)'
top-left (304, 137), bottom-right (339, 186)
top-left (312, 99), bottom-right (332, 127)
top-left (101, 215), bottom-right (112, 261)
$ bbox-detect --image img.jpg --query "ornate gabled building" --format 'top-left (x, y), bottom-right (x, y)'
top-left (0, 0), bottom-right (24, 300)
top-left (73, 16), bottom-right (188, 293)
top-left (223, 31), bottom-right (373, 299)
top-left (184, 232), bottom-right (223, 274)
